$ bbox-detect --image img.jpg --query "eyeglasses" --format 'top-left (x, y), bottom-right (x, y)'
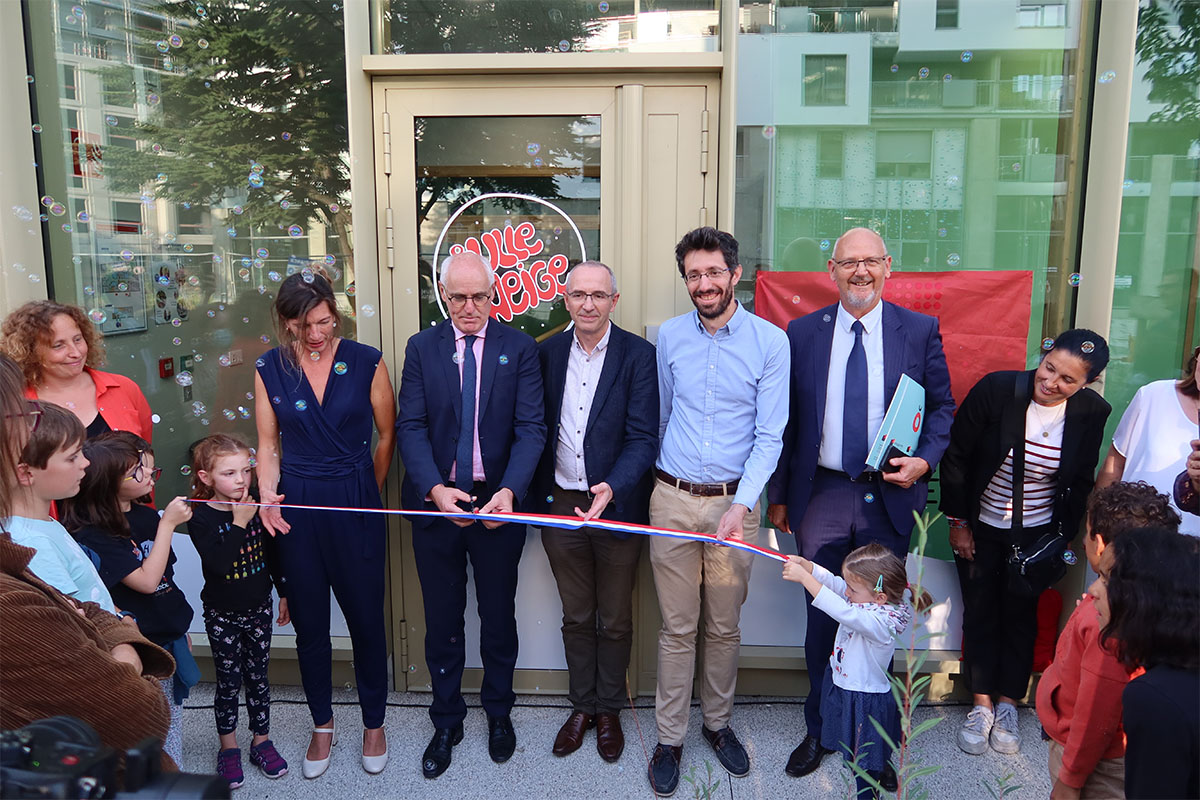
top-left (445, 292), bottom-right (493, 308)
top-left (124, 462), bottom-right (163, 483)
top-left (5, 401), bottom-right (44, 433)
top-left (565, 290), bottom-right (614, 304)
top-left (832, 257), bottom-right (888, 270)
top-left (681, 267), bottom-right (732, 285)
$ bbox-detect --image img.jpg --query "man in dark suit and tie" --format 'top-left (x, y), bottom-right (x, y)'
top-left (767, 227), bottom-right (955, 786)
top-left (535, 261), bottom-right (658, 763)
top-left (396, 250), bottom-right (547, 779)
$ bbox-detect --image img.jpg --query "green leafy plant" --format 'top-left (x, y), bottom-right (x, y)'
top-left (681, 759), bottom-right (723, 800)
top-left (980, 770), bottom-right (1023, 799)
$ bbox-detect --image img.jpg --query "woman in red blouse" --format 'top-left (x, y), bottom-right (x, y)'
top-left (1, 301), bottom-right (153, 441)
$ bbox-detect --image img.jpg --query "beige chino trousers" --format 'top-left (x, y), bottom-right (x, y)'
top-left (648, 478), bottom-right (759, 745)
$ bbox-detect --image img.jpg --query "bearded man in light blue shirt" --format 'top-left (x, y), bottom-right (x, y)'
top-left (645, 227), bottom-right (789, 796)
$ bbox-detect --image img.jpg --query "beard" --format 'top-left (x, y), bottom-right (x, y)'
top-left (692, 281), bottom-right (735, 320)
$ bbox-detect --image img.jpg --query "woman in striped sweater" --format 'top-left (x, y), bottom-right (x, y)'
top-left (939, 329), bottom-right (1112, 758)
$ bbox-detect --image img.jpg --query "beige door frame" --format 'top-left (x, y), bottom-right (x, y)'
top-left (372, 72), bottom-right (717, 697)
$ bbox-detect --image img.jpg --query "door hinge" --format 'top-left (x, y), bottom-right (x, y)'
top-left (397, 618), bottom-right (409, 680)
top-left (699, 206), bottom-right (708, 227)
top-left (385, 207), bottom-right (395, 270)
top-left (382, 111), bottom-right (392, 176)
top-left (699, 108), bottom-right (710, 175)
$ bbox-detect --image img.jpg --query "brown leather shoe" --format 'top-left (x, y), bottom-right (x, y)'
top-left (595, 712), bottom-right (624, 762)
top-left (552, 711), bottom-right (594, 756)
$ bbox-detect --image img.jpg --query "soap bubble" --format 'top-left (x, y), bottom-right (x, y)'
top-left (172, 337), bottom-right (182, 346)
top-left (361, 305), bottom-right (375, 316)
top-left (31, 124), bottom-right (42, 133)
top-left (218, 354), bottom-right (231, 367)
top-left (105, 115), bottom-right (117, 126)
top-left (248, 173), bottom-right (264, 188)
top-left (295, 400), bottom-right (308, 411)
top-left (946, 253), bottom-right (961, 266)
top-left (761, 125), bottom-right (776, 140)
top-left (961, 51), bottom-right (973, 63)
top-left (88, 309), bottom-right (107, 324)
top-left (120, 249), bottom-right (134, 261)
top-left (238, 406), bottom-right (251, 419)
top-left (198, 38), bottom-right (209, 49)
top-left (527, 143), bottom-right (540, 155)
top-left (323, 254), bottom-right (336, 266)
top-left (147, 93), bottom-right (160, 105)
top-left (156, 40), bottom-right (169, 53)
top-left (169, 34), bottom-right (183, 47)
top-left (238, 268), bottom-right (251, 281)
top-left (207, 310), bottom-right (216, 318)
top-left (77, 210), bottom-right (89, 222)
top-left (171, 318), bottom-right (182, 328)
top-left (180, 465), bottom-right (192, 476)
top-left (346, 285), bottom-right (356, 296)
top-left (272, 396), bottom-right (281, 404)
top-left (83, 285), bottom-right (95, 296)
top-left (599, 1), bottom-right (609, 11)
top-left (183, 243), bottom-right (194, 252)
top-left (281, 131), bottom-right (291, 141)
top-left (1068, 273), bottom-right (1081, 287)
top-left (151, 414), bottom-right (161, 424)
top-left (256, 247), bottom-right (269, 258)
top-left (250, 162), bottom-right (264, 174)
top-left (288, 225), bottom-right (303, 238)
top-left (558, 40), bottom-right (571, 52)
top-left (222, 409), bottom-right (236, 420)
top-left (918, 67), bottom-right (930, 79)
top-left (1042, 337), bottom-right (1055, 350)
top-left (260, 335), bottom-right (271, 344)
top-left (49, 203), bottom-right (66, 216)
top-left (175, 371), bottom-right (194, 387)
top-left (819, 239), bottom-right (830, 251)
top-left (890, 64), bottom-right (898, 73)
top-left (1098, 70), bottom-right (1116, 84)
top-left (268, 271), bottom-right (281, 282)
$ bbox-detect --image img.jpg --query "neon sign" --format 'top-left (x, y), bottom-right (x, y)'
top-left (432, 193), bottom-right (588, 323)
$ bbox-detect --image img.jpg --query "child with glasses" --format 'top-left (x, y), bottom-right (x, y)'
top-left (59, 431), bottom-right (196, 766)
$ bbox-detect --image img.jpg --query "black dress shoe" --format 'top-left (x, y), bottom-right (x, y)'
top-left (784, 734), bottom-right (830, 777)
top-left (879, 761), bottom-right (897, 793)
top-left (487, 715), bottom-right (517, 763)
top-left (701, 726), bottom-right (750, 777)
top-left (421, 724), bottom-right (463, 779)
top-left (647, 742), bottom-right (682, 797)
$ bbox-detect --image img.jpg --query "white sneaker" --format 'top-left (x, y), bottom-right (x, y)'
top-left (957, 705), bottom-right (994, 755)
top-left (989, 702), bottom-right (1021, 754)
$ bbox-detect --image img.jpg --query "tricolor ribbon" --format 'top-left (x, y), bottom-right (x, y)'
top-left (186, 499), bottom-right (788, 563)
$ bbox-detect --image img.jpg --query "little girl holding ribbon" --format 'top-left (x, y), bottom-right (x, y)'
top-left (187, 433), bottom-right (289, 789)
top-left (783, 543), bottom-right (933, 799)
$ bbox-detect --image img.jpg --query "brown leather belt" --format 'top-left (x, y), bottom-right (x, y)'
top-left (655, 468), bottom-right (739, 497)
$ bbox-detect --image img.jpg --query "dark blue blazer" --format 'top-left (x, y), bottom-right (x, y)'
top-left (396, 319), bottom-right (547, 527)
top-left (768, 301), bottom-right (956, 535)
top-left (535, 323), bottom-right (659, 532)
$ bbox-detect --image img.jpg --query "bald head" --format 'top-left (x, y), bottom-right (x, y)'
top-left (832, 227), bottom-right (889, 262)
top-left (828, 227), bottom-right (892, 318)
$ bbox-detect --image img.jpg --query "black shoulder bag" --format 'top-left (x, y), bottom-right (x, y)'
top-left (1006, 379), bottom-right (1070, 597)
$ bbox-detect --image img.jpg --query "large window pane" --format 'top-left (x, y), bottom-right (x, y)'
top-left (25, 0), bottom-right (357, 508)
top-left (1105, 0), bottom-right (1200, 437)
top-left (378, 1), bottom-right (720, 55)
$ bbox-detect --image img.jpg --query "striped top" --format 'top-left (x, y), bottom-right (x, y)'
top-left (977, 400), bottom-right (1066, 528)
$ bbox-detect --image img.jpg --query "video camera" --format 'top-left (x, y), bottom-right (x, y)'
top-left (1, 716), bottom-right (228, 799)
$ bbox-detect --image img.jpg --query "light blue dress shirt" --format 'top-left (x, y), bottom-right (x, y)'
top-left (656, 301), bottom-right (790, 510)
top-left (819, 301), bottom-right (886, 472)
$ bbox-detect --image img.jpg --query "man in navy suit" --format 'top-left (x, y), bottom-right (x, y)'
top-left (535, 261), bottom-right (658, 763)
top-left (767, 227), bottom-right (955, 785)
top-left (396, 250), bottom-right (547, 779)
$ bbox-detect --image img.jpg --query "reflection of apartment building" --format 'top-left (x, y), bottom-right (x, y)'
top-left (736, 0), bottom-right (1083, 281)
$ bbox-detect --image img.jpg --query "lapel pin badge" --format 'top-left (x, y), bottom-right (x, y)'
top-left (823, 314), bottom-right (832, 322)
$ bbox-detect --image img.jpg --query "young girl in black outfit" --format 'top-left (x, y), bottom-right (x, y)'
top-left (60, 431), bottom-right (196, 767)
top-left (188, 434), bottom-right (289, 789)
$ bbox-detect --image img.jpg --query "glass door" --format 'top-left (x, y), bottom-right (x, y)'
top-left (376, 75), bottom-right (716, 695)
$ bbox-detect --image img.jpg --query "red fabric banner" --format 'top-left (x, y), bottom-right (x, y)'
top-left (754, 270), bottom-right (1034, 407)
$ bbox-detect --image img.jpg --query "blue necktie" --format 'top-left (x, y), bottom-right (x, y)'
top-left (842, 320), bottom-right (868, 479)
top-left (456, 334), bottom-right (477, 491)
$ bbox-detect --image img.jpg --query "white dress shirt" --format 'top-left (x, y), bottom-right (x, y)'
top-left (819, 301), bottom-right (886, 472)
top-left (554, 323), bottom-right (612, 491)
